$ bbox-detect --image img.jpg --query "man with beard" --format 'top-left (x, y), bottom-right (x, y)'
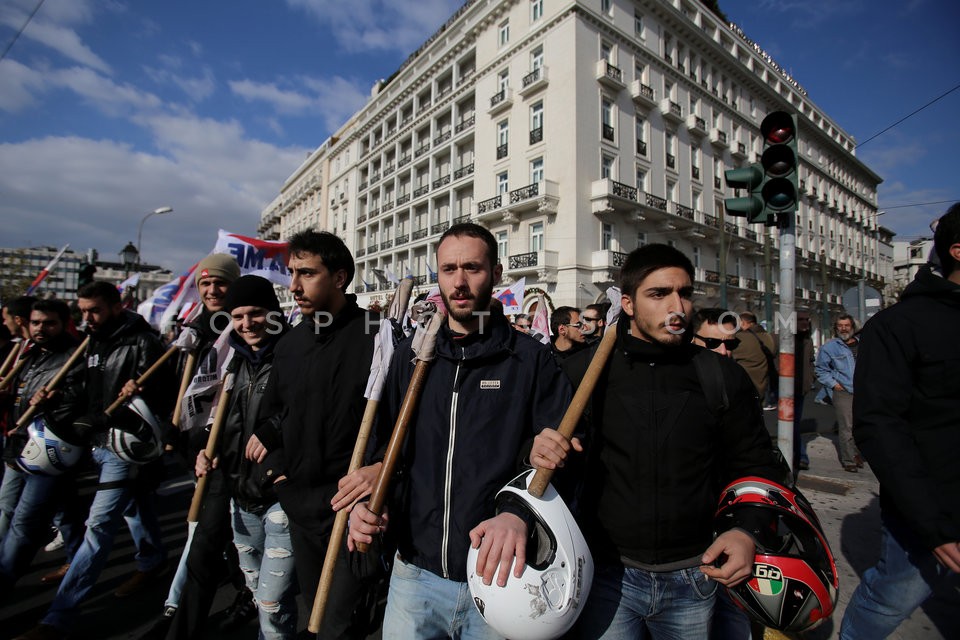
top-left (814, 314), bottom-right (862, 472)
top-left (0, 300), bottom-right (86, 596)
top-left (249, 230), bottom-right (377, 638)
top-left (348, 223), bottom-right (571, 639)
top-left (17, 282), bottom-right (174, 640)
top-left (533, 244), bottom-right (787, 639)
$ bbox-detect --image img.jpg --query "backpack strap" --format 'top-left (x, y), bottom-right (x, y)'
top-left (693, 348), bottom-right (729, 417)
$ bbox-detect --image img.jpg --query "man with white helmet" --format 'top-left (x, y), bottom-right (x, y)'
top-left (0, 299), bottom-right (86, 596)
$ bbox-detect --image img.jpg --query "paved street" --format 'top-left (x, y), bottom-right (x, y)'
top-left (1, 393), bottom-right (957, 639)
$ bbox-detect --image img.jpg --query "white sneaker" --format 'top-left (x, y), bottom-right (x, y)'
top-left (44, 529), bottom-right (65, 552)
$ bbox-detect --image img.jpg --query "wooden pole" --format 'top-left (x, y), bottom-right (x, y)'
top-left (186, 373), bottom-right (234, 522)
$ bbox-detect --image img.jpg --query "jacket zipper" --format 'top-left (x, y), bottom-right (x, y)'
top-left (441, 351), bottom-right (464, 579)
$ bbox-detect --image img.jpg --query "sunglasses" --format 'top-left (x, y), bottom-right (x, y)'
top-left (565, 322), bottom-right (583, 329)
top-left (581, 316), bottom-right (601, 323)
top-left (514, 323), bottom-right (530, 329)
top-left (695, 335), bottom-right (740, 350)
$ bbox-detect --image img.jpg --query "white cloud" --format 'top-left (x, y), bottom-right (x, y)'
top-left (0, 0), bottom-right (111, 73)
top-left (285, 0), bottom-right (463, 53)
top-left (143, 64), bottom-right (217, 103)
top-left (231, 75), bottom-right (369, 132)
top-left (0, 58), bottom-right (46, 112)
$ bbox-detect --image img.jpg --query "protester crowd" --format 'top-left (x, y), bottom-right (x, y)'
top-left (0, 203), bottom-right (957, 640)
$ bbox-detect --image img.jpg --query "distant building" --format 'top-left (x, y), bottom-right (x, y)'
top-left (0, 245), bottom-right (172, 302)
top-left (259, 0), bottom-right (886, 332)
top-left (892, 238), bottom-right (935, 297)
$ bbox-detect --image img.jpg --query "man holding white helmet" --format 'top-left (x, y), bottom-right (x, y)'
top-left (15, 281), bottom-right (175, 640)
top-left (0, 299), bottom-right (86, 596)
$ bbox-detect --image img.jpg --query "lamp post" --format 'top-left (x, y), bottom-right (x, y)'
top-left (136, 206), bottom-right (174, 268)
top-left (120, 241), bottom-right (139, 308)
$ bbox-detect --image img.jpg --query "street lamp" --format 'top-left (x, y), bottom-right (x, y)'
top-left (136, 206), bottom-right (174, 267)
top-left (120, 242), bottom-right (139, 278)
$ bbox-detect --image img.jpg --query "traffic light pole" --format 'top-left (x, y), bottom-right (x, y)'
top-left (719, 208), bottom-right (728, 309)
top-left (777, 217), bottom-right (796, 473)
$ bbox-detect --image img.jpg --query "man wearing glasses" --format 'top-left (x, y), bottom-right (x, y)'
top-left (691, 308), bottom-right (741, 358)
top-left (511, 313), bottom-right (532, 334)
top-left (579, 303), bottom-right (608, 344)
top-left (549, 306), bottom-right (587, 362)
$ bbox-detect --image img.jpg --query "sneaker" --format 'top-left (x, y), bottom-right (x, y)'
top-left (219, 588), bottom-right (257, 631)
top-left (763, 404), bottom-right (777, 411)
top-left (40, 563), bottom-right (70, 585)
top-left (13, 624), bottom-right (66, 640)
top-left (114, 562), bottom-right (167, 598)
top-left (44, 529), bottom-right (64, 552)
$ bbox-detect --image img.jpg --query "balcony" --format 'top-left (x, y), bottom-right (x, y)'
top-left (382, 200), bottom-right (394, 213)
top-left (595, 60), bottom-right (625, 91)
top-left (666, 153), bottom-right (676, 169)
top-left (629, 83), bottom-right (656, 111)
top-left (691, 165), bottom-right (700, 180)
top-left (358, 180), bottom-right (368, 191)
top-left (488, 88), bottom-right (513, 115)
top-left (453, 213), bottom-right (471, 226)
top-left (413, 185), bottom-right (430, 198)
top-left (356, 247), bottom-right (366, 257)
top-left (431, 221), bottom-right (450, 236)
top-left (590, 250), bottom-right (630, 284)
top-left (380, 239), bottom-right (393, 251)
top-left (506, 250), bottom-right (559, 283)
top-left (397, 193), bottom-right (411, 206)
top-left (415, 142), bottom-right (431, 157)
top-left (714, 176), bottom-right (722, 189)
top-left (357, 213), bottom-right (368, 223)
top-left (453, 162), bottom-right (475, 180)
top-left (367, 243), bottom-right (377, 254)
top-left (395, 234), bottom-right (409, 246)
top-left (659, 99), bottom-right (683, 124)
top-left (709, 128), bottom-right (728, 149)
top-left (412, 228), bottom-right (428, 241)
top-left (601, 125), bottom-right (615, 142)
top-left (454, 115), bottom-right (475, 134)
top-left (434, 130), bottom-right (452, 146)
top-left (398, 154), bottom-right (411, 167)
top-left (732, 142), bottom-right (748, 160)
top-left (530, 127), bottom-right (543, 145)
top-left (519, 66), bottom-right (549, 97)
top-left (686, 114), bottom-right (707, 137)
top-left (475, 180), bottom-right (560, 225)
top-left (590, 179), bottom-right (644, 222)
top-left (704, 270), bottom-right (721, 284)
top-left (432, 174), bottom-right (451, 189)
top-left (636, 139), bottom-right (647, 157)
top-left (496, 143), bottom-right (508, 159)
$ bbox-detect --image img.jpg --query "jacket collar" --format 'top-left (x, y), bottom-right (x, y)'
top-left (435, 306), bottom-right (515, 362)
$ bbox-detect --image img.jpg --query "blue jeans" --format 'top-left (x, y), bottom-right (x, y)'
top-left (383, 554), bottom-right (502, 640)
top-left (0, 464), bottom-right (26, 539)
top-left (840, 511), bottom-right (953, 639)
top-left (231, 501), bottom-right (297, 640)
top-left (576, 563), bottom-right (717, 640)
top-left (164, 520), bottom-right (197, 609)
top-left (42, 447), bottom-right (166, 630)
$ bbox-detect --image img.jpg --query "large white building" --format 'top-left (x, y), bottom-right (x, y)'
top-left (259, 0), bottom-right (886, 334)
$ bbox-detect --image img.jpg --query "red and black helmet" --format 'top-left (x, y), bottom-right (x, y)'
top-left (715, 477), bottom-right (839, 632)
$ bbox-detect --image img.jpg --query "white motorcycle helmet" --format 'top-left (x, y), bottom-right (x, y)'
top-left (467, 469), bottom-right (593, 640)
top-left (106, 395), bottom-right (163, 464)
top-left (16, 414), bottom-right (86, 476)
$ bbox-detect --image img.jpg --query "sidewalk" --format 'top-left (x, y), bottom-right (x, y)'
top-left (789, 428), bottom-right (959, 639)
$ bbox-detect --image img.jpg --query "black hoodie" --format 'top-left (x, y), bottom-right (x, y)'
top-left (853, 265), bottom-right (960, 550)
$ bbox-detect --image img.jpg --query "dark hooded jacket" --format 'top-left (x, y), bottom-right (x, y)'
top-left (563, 317), bottom-right (788, 568)
top-left (853, 265), bottom-right (960, 550)
top-left (372, 308), bottom-right (571, 582)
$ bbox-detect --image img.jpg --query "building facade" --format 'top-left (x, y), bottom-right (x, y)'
top-left (259, 0), bottom-right (886, 333)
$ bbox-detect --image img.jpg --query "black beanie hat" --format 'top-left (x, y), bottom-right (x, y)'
top-left (223, 275), bottom-right (282, 314)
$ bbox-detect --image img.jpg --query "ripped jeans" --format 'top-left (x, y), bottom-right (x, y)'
top-left (230, 500), bottom-right (298, 640)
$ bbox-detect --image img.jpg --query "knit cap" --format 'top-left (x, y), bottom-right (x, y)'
top-left (195, 254), bottom-right (241, 286)
top-left (223, 275), bottom-right (281, 313)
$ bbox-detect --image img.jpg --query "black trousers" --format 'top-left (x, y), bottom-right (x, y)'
top-left (166, 470), bottom-right (242, 639)
top-left (289, 519), bottom-right (368, 639)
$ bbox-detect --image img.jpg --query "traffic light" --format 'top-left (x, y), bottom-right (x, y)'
top-left (723, 163), bottom-right (764, 220)
top-left (759, 110), bottom-right (799, 227)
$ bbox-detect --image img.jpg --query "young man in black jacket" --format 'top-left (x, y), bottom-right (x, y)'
top-left (17, 282), bottom-right (175, 640)
top-left (840, 204), bottom-right (960, 639)
top-left (195, 275), bottom-right (296, 637)
top-left (533, 244), bottom-right (787, 639)
top-left (252, 230), bottom-right (376, 638)
top-left (348, 223), bottom-right (571, 639)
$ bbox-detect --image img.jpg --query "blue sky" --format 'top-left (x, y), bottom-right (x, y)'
top-left (1, 0), bottom-right (957, 272)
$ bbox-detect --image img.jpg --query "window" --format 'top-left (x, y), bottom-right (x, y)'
top-left (634, 62), bottom-right (646, 83)
top-left (601, 0), bottom-right (612, 16)
top-left (693, 246), bottom-right (701, 268)
top-left (530, 0), bottom-right (543, 22)
top-left (636, 232), bottom-right (647, 248)
top-left (498, 69), bottom-right (510, 93)
top-left (530, 222), bottom-right (544, 252)
top-left (601, 41), bottom-right (613, 64)
top-left (635, 116), bottom-right (646, 153)
top-left (601, 153), bottom-right (615, 179)
top-left (531, 46), bottom-right (544, 71)
top-left (665, 132), bottom-right (676, 169)
top-left (530, 157), bottom-right (544, 183)
top-left (497, 120), bottom-right (509, 146)
top-left (497, 231), bottom-right (508, 261)
top-left (530, 101), bottom-right (544, 141)
top-left (497, 172), bottom-right (509, 194)
top-left (636, 167), bottom-right (647, 192)
top-left (634, 10), bottom-right (644, 37)
top-left (602, 223), bottom-right (614, 250)
top-left (601, 99), bottom-right (615, 141)
top-left (498, 20), bottom-right (510, 47)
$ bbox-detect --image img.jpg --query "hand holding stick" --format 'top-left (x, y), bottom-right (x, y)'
top-left (13, 337), bottom-right (90, 430)
top-left (187, 372), bottom-right (235, 522)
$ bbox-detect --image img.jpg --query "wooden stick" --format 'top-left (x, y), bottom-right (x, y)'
top-left (307, 398), bottom-right (380, 633)
top-left (172, 352), bottom-right (197, 429)
top-left (104, 344), bottom-right (179, 416)
top-left (13, 336), bottom-right (90, 430)
top-left (0, 356), bottom-right (28, 393)
top-left (527, 323), bottom-right (618, 498)
top-left (0, 340), bottom-right (24, 380)
top-left (187, 373), bottom-right (234, 523)
top-left (307, 277), bottom-right (416, 632)
top-left (356, 310), bottom-right (444, 553)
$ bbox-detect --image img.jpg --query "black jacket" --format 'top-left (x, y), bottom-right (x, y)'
top-left (85, 310), bottom-right (175, 419)
top-left (372, 308), bottom-right (571, 582)
top-left (564, 318), bottom-right (787, 568)
top-left (256, 297), bottom-right (377, 533)
top-left (853, 265), bottom-right (960, 550)
top-left (218, 330), bottom-right (285, 513)
top-left (3, 334), bottom-right (85, 463)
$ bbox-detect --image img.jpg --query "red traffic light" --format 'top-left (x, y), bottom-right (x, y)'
top-left (761, 111), bottom-right (796, 145)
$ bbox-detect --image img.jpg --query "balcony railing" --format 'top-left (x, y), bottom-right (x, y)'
top-left (397, 193), bottom-right (411, 205)
top-left (530, 127), bottom-right (543, 144)
top-left (601, 61), bottom-right (622, 83)
top-left (380, 240), bottom-right (393, 251)
top-left (636, 139), bottom-right (647, 156)
top-left (675, 203), bottom-right (695, 220)
top-left (478, 195), bottom-right (502, 214)
top-left (666, 153), bottom-right (676, 169)
top-left (395, 234), bottom-right (409, 246)
top-left (412, 228), bottom-right (428, 241)
top-left (434, 131), bottom-right (451, 145)
top-left (356, 247), bottom-right (366, 257)
top-left (496, 143), bottom-right (508, 159)
top-left (453, 163), bottom-right (475, 179)
top-left (705, 270), bottom-right (720, 284)
top-left (490, 90), bottom-right (507, 108)
top-left (359, 180), bottom-right (368, 191)
top-left (455, 115), bottom-right (475, 134)
top-left (704, 213), bottom-right (719, 228)
top-left (358, 213), bottom-right (368, 223)
top-left (691, 165), bottom-right (700, 180)
top-left (714, 177), bottom-right (722, 189)
top-left (645, 193), bottom-right (667, 211)
top-left (509, 251), bottom-right (540, 269)
top-left (431, 221), bottom-right (450, 235)
top-left (413, 185), bottom-right (429, 198)
top-left (602, 125), bottom-right (615, 141)
top-left (432, 174), bottom-right (451, 189)
top-left (416, 142), bottom-right (431, 156)
top-left (398, 154), bottom-right (411, 167)
top-left (634, 82), bottom-right (654, 101)
top-left (613, 251), bottom-right (629, 267)
top-left (383, 164), bottom-right (394, 175)
top-left (453, 213), bottom-right (471, 225)
top-left (522, 67), bottom-right (543, 88)
top-left (413, 275), bottom-right (427, 285)
top-left (509, 182), bottom-right (539, 204)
